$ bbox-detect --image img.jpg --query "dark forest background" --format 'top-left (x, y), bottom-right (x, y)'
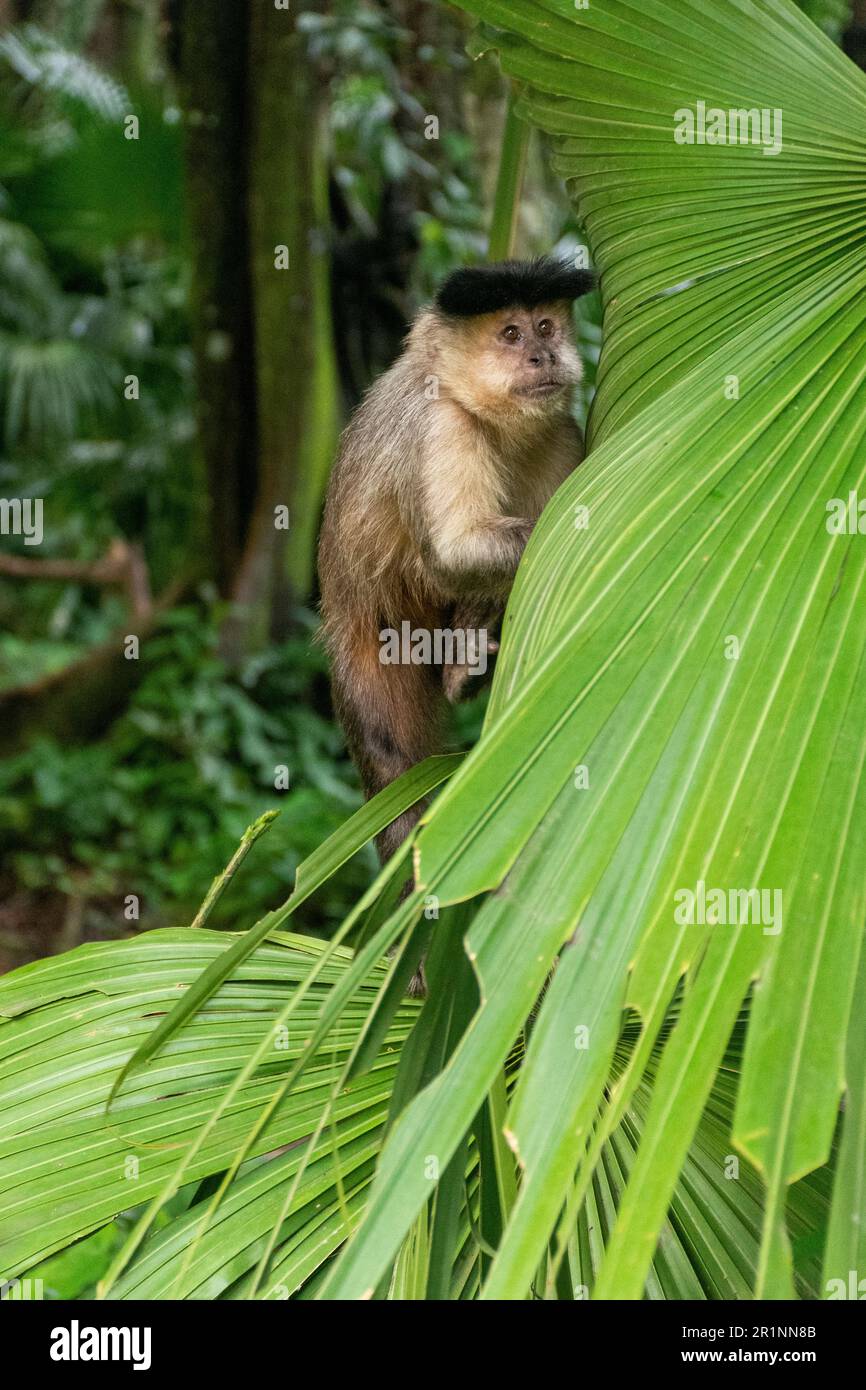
top-left (0, 0), bottom-right (861, 970)
top-left (0, 0), bottom-right (599, 970)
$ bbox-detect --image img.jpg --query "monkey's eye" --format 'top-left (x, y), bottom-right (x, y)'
top-left (537, 319), bottom-right (555, 337)
top-left (502, 325), bottom-right (522, 343)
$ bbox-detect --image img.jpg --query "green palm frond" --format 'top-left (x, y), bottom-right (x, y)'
top-left (0, 930), bottom-right (416, 1288)
top-left (0, 932), bottom-right (828, 1300)
top-left (0, 218), bottom-right (63, 336)
top-left (0, 335), bottom-right (118, 448)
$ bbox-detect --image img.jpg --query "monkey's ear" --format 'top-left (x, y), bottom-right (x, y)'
top-left (435, 257), bottom-right (596, 318)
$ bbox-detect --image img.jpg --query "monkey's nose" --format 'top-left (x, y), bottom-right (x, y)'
top-left (528, 353), bottom-right (543, 367)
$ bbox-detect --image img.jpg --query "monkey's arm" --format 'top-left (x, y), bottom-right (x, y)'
top-left (429, 516), bottom-right (532, 595)
top-left (416, 407), bottom-right (533, 598)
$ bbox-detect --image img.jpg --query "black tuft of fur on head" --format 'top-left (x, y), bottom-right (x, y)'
top-left (435, 257), bottom-right (596, 318)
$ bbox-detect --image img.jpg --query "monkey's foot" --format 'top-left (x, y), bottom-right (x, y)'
top-left (442, 640), bottom-right (499, 705)
top-left (442, 663), bottom-right (473, 705)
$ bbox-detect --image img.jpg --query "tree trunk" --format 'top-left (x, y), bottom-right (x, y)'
top-left (220, 2), bottom-right (338, 659)
top-left (174, 0), bottom-right (259, 600)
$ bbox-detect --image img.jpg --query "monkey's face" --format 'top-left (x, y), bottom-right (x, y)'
top-left (443, 303), bottom-right (583, 419)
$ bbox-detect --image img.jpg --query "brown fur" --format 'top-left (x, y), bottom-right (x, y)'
top-left (318, 299), bottom-right (585, 865)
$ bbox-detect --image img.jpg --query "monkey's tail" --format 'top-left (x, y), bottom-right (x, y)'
top-left (327, 619), bottom-right (444, 865)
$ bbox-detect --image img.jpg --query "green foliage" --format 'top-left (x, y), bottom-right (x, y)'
top-left (0, 23), bottom-right (195, 615)
top-left (0, 0), bottom-right (846, 1302)
top-left (0, 921), bottom-right (830, 1299)
top-left (0, 23), bottom-right (127, 124)
top-left (0, 232), bottom-right (197, 623)
top-left (0, 928), bottom-right (421, 1288)
top-left (794, 0), bottom-right (852, 41)
top-left (300, 1), bottom-right (489, 294)
top-left (5, 0), bottom-right (860, 1307)
top-left (0, 606), bottom-right (367, 929)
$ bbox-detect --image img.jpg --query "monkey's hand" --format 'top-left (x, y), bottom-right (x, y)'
top-left (441, 602), bottom-right (501, 704)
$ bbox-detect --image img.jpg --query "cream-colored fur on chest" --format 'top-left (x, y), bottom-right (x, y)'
top-left (417, 397), bottom-right (577, 570)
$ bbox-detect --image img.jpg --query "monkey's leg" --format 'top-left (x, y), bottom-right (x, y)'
top-left (441, 602), bottom-right (501, 705)
top-left (331, 627), bottom-right (444, 864)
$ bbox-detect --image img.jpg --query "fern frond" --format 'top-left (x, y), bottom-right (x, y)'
top-left (0, 24), bottom-right (128, 123)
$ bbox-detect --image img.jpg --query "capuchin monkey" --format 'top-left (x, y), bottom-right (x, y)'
top-left (318, 257), bottom-right (595, 869)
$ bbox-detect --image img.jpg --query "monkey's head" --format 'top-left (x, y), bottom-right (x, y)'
top-left (432, 257), bottom-right (595, 421)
